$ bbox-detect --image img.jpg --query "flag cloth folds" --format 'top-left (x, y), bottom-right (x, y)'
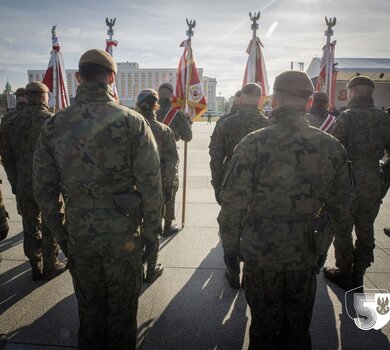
top-left (316, 40), bottom-right (337, 109)
top-left (105, 38), bottom-right (119, 102)
top-left (42, 29), bottom-right (69, 111)
top-left (173, 39), bottom-right (207, 121)
top-left (243, 37), bottom-right (269, 97)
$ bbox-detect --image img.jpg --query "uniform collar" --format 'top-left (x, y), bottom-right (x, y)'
top-left (269, 105), bottom-right (309, 126)
top-left (158, 98), bottom-right (172, 107)
top-left (141, 110), bottom-right (157, 122)
top-left (348, 96), bottom-right (374, 109)
top-left (76, 82), bottom-right (115, 104)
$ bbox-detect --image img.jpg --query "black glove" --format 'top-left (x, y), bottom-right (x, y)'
top-left (224, 252), bottom-right (240, 276)
top-left (316, 254), bottom-right (327, 274)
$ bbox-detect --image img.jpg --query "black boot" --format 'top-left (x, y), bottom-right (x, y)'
top-left (225, 268), bottom-right (240, 289)
top-left (163, 221), bottom-right (179, 237)
top-left (31, 260), bottom-right (43, 281)
top-left (384, 227), bottom-right (390, 237)
top-left (146, 263), bottom-right (164, 283)
top-left (43, 259), bottom-right (68, 280)
top-left (323, 267), bottom-right (352, 290)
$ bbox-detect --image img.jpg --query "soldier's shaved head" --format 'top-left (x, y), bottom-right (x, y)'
top-left (241, 83), bottom-right (262, 105)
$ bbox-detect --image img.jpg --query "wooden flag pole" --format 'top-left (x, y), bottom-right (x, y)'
top-left (181, 18), bottom-right (196, 228)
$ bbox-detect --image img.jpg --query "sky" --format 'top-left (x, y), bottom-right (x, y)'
top-left (0, 0), bottom-right (389, 97)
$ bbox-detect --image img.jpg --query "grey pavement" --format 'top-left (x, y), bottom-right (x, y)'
top-left (1, 122), bottom-right (390, 350)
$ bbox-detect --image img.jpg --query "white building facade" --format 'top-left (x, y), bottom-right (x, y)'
top-left (28, 63), bottom-right (216, 109)
top-left (203, 76), bottom-right (217, 111)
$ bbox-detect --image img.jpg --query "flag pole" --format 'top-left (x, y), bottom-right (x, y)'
top-left (181, 18), bottom-right (196, 228)
top-left (324, 17), bottom-right (336, 98)
top-left (51, 26), bottom-right (58, 113)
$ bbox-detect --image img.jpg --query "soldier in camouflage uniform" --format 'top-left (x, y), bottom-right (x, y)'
top-left (210, 83), bottom-right (268, 289)
top-left (324, 76), bottom-right (390, 291)
top-left (218, 71), bottom-right (353, 349)
top-left (1, 82), bottom-right (66, 281)
top-left (136, 88), bottom-right (179, 283)
top-left (157, 82), bottom-right (192, 236)
top-left (0, 88), bottom-right (27, 155)
top-left (33, 49), bottom-right (163, 350)
top-left (307, 91), bottom-right (336, 133)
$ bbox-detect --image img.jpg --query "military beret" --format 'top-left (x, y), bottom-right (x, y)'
top-left (15, 88), bottom-right (26, 97)
top-left (347, 76), bottom-right (375, 89)
top-left (25, 81), bottom-right (49, 93)
top-left (79, 49), bottom-right (117, 74)
top-left (137, 89), bottom-right (159, 104)
top-left (242, 83), bottom-right (262, 97)
top-left (273, 70), bottom-right (314, 97)
top-left (313, 91), bottom-right (329, 103)
top-left (158, 83), bottom-right (174, 93)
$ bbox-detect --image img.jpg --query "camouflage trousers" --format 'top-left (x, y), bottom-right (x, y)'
top-left (17, 191), bottom-right (58, 268)
top-left (334, 194), bottom-right (381, 273)
top-left (163, 174), bottom-right (179, 222)
top-left (68, 232), bottom-right (142, 350)
top-left (244, 263), bottom-right (316, 350)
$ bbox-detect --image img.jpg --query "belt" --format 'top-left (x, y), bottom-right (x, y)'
top-left (249, 213), bottom-right (312, 222)
top-left (66, 198), bottom-right (114, 209)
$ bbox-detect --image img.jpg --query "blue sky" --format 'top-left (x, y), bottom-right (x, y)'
top-left (0, 0), bottom-right (389, 97)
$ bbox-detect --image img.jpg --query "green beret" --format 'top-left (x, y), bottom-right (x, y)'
top-left (137, 89), bottom-right (159, 104)
top-left (15, 88), bottom-right (26, 97)
top-left (242, 83), bottom-right (262, 97)
top-left (347, 76), bottom-right (375, 89)
top-left (79, 49), bottom-right (117, 74)
top-left (25, 81), bottom-right (49, 93)
top-left (158, 83), bottom-right (174, 94)
top-left (313, 91), bottom-right (329, 103)
top-left (273, 70), bottom-right (314, 97)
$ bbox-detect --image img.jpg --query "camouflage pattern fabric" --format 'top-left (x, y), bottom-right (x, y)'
top-left (157, 98), bottom-right (192, 142)
top-left (307, 107), bottom-right (335, 132)
top-left (141, 110), bottom-right (179, 222)
top-left (0, 184), bottom-right (9, 240)
top-left (331, 96), bottom-right (390, 272)
top-left (209, 105), bottom-right (268, 197)
top-left (218, 106), bottom-right (352, 347)
top-left (244, 264), bottom-right (316, 349)
top-left (0, 101), bottom-right (59, 268)
top-left (33, 82), bottom-right (163, 349)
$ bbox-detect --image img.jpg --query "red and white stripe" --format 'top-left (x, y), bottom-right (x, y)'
top-left (319, 114), bottom-right (336, 133)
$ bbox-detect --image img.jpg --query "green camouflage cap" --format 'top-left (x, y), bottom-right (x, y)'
top-left (274, 70), bottom-right (314, 97)
top-left (313, 91), bottom-right (329, 103)
top-left (137, 89), bottom-right (159, 104)
top-left (158, 83), bottom-right (174, 94)
top-left (79, 49), bottom-right (117, 74)
top-left (25, 81), bottom-right (49, 93)
top-left (347, 76), bottom-right (375, 89)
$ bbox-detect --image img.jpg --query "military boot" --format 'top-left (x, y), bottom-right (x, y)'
top-left (225, 268), bottom-right (240, 289)
top-left (384, 227), bottom-right (390, 237)
top-left (352, 266), bottom-right (366, 293)
top-left (30, 260), bottom-right (43, 281)
top-left (323, 267), bottom-right (352, 290)
top-left (163, 220), bottom-right (179, 237)
top-left (43, 259), bottom-right (68, 280)
top-left (145, 263), bottom-right (164, 283)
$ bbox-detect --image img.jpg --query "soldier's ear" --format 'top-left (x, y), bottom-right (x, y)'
top-left (75, 72), bottom-right (82, 84)
top-left (107, 71), bottom-right (115, 85)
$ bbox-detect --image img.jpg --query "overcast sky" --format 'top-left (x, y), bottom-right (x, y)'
top-left (0, 0), bottom-right (389, 97)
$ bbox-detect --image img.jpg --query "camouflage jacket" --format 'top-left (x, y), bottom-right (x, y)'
top-left (217, 106), bottom-right (353, 270)
top-left (33, 82), bottom-right (163, 247)
top-left (209, 105), bottom-right (268, 191)
top-left (0, 102), bottom-right (26, 154)
top-left (307, 107), bottom-right (335, 132)
top-left (156, 98), bottom-right (192, 142)
top-left (332, 96), bottom-right (390, 197)
top-left (1, 101), bottom-right (52, 193)
top-left (141, 110), bottom-right (179, 192)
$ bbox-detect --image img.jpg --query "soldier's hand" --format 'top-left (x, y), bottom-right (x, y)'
top-left (316, 254), bottom-right (327, 274)
top-left (142, 238), bottom-right (159, 263)
top-left (214, 188), bottom-right (221, 205)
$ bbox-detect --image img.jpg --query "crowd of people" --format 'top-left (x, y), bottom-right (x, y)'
top-left (0, 47), bottom-right (389, 349)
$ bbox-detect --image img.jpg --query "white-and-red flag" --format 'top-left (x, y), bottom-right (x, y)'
top-left (173, 39), bottom-right (207, 121)
top-left (105, 40), bottom-right (119, 102)
top-left (243, 37), bottom-right (269, 98)
top-left (42, 27), bottom-right (69, 111)
top-left (316, 40), bottom-right (337, 109)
